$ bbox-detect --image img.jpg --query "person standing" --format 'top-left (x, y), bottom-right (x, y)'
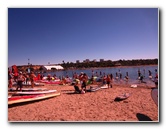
top-left (81, 73), bottom-right (88, 92)
top-left (30, 71), bottom-right (36, 88)
top-left (138, 69), bottom-right (141, 79)
top-left (115, 72), bottom-right (119, 80)
top-left (16, 71), bottom-right (25, 91)
top-left (106, 74), bottom-right (112, 88)
top-left (13, 72), bottom-right (18, 83)
top-left (8, 70), bottom-right (13, 88)
top-left (25, 73), bottom-right (30, 85)
top-left (124, 72), bottom-right (129, 82)
top-left (102, 75), bottom-right (107, 85)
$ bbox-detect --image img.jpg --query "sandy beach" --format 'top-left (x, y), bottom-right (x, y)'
top-left (8, 82), bottom-right (158, 122)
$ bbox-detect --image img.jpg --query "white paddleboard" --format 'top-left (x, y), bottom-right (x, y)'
top-left (131, 84), bottom-right (137, 88)
top-left (151, 88), bottom-right (158, 106)
top-left (8, 87), bottom-right (47, 91)
top-left (115, 93), bottom-right (130, 101)
top-left (14, 90), bottom-right (57, 95)
top-left (100, 85), bottom-right (108, 89)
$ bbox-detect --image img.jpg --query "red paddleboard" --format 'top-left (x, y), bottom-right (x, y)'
top-left (8, 92), bottom-right (61, 105)
top-left (8, 94), bottom-right (44, 101)
top-left (151, 88), bottom-right (158, 106)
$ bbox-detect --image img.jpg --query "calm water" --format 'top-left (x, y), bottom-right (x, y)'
top-left (42, 65), bottom-right (158, 86)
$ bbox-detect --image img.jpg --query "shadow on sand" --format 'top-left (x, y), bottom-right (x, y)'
top-left (136, 113), bottom-right (152, 121)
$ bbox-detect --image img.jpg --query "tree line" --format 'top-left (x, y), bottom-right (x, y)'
top-left (15, 58), bottom-right (158, 72)
top-left (61, 58), bottom-right (158, 69)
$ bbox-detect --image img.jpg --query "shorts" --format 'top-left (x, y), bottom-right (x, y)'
top-left (107, 81), bottom-right (110, 85)
top-left (17, 81), bottom-right (23, 88)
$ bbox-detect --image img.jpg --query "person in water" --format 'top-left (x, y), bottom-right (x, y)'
top-left (154, 69), bottom-right (158, 88)
top-left (139, 74), bottom-right (144, 83)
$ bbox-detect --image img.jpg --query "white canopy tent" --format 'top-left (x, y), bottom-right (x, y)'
top-left (43, 65), bottom-right (64, 70)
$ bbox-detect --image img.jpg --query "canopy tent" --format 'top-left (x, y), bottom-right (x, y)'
top-left (43, 65), bottom-right (64, 70)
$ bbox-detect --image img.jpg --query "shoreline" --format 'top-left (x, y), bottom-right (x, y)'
top-left (64, 64), bottom-right (158, 71)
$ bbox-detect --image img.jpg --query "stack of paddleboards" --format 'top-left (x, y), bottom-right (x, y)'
top-left (8, 88), bottom-right (60, 105)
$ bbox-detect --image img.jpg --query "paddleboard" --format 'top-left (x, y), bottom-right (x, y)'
top-left (8, 87), bottom-right (47, 91)
top-left (8, 94), bottom-right (43, 101)
top-left (12, 82), bottom-right (45, 86)
top-left (115, 93), bottom-right (130, 101)
top-left (87, 86), bottom-right (101, 92)
top-left (151, 88), bottom-right (158, 106)
top-left (131, 84), bottom-right (137, 88)
top-left (8, 92), bottom-right (61, 105)
top-left (12, 90), bottom-right (57, 95)
top-left (100, 85), bottom-right (109, 89)
top-left (45, 81), bottom-right (61, 84)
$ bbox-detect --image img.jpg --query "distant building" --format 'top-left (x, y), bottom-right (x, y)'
top-left (93, 59), bottom-right (97, 62)
top-left (83, 59), bottom-right (90, 63)
top-left (100, 59), bottom-right (104, 62)
top-left (76, 60), bottom-right (80, 63)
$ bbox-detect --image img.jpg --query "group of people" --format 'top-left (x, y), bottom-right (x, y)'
top-left (8, 69), bottom-right (36, 91)
top-left (137, 69), bottom-right (158, 86)
top-left (72, 72), bottom-right (113, 94)
top-left (8, 67), bottom-right (158, 92)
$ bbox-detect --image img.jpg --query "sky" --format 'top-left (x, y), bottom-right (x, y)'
top-left (8, 8), bottom-right (158, 66)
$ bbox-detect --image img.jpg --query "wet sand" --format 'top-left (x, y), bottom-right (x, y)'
top-left (8, 83), bottom-right (158, 122)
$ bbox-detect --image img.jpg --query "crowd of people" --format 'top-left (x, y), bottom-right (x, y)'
top-left (8, 69), bottom-right (36, 91)
top-left (8, 67), bottom-right (158, 92)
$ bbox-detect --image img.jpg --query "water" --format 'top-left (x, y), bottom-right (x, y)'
top-left (41, 65), bottom-right (158, 86)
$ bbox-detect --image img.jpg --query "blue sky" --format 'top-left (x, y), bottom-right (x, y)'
top-left (8, 8), bottom-right (158, 66)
